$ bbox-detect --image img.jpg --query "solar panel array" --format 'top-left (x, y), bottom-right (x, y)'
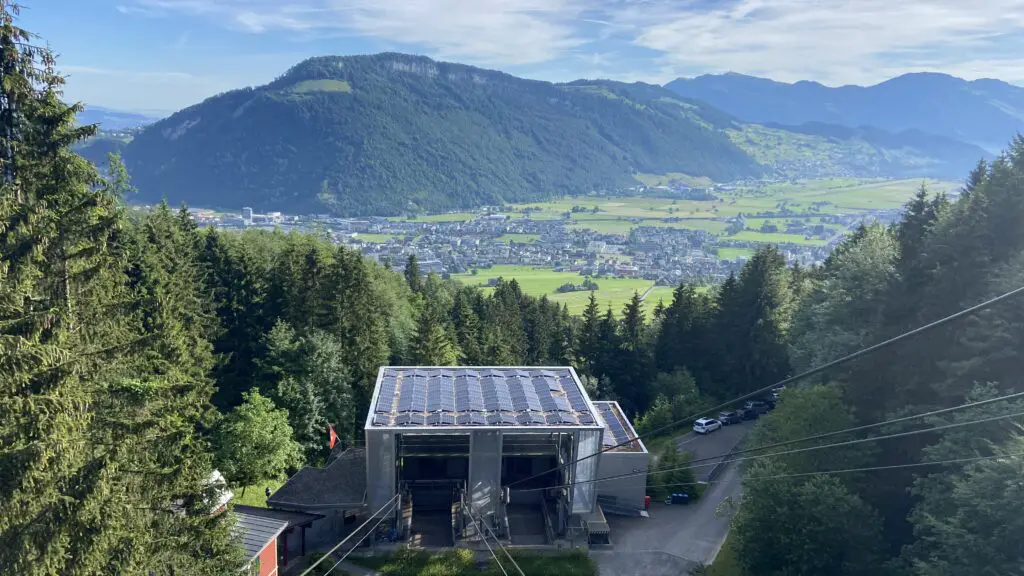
top-left (370, 368), bottom-right (599, 428)
top-left (593, 401), bottom-right (642, 451)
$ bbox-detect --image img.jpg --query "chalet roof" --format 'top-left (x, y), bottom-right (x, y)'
top-left (267, 447), bottom-right (367, 510)
top-left (232, 509), bottom-right (289, 561)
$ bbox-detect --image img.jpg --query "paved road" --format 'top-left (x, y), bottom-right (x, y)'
top-left (675, 421), bottom-right (751, 481)
top-left (593, 460), bottom-right (743, 576)
top-left (592, 423), bottom-right (750, 576)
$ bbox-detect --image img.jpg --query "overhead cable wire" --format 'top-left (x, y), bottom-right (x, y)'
top-left (298, 493), bottom-right (399, 576)
top-left (522, 408), bottom-right (1024, 492)
top-left (468, 507), bottom-right (510, 576)
top-left (639, 450), bottom-right (1024, 491)
top-left (317, 501), bottom-right (401, 576)
top-left (656, 389), bottom-right (1024, 473)
top-left (476, 508), bottom-right (527, 576)
top-left (508, 284), bottom-right (1024, 488)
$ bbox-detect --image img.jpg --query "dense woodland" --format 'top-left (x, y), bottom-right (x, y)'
top-left (3, 7), bottom-right (1024, 575)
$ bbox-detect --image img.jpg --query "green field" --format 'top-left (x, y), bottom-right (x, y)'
top-left (452, 265), bottom-right (655, 316)
top-left (289, 79), bottom-right (352, 93)
top-left (388, 212), bottom-right (476, 222)
top-left (507, 179), bottom-right (958, 239)
top-left (497, 233), bottom-right (540, 243)
top-left (727, 230), bottom-right (830, 246)
top-left (717, 247), bottom-right (755, 261)
top-left (353, 233), bottom-right (395, 243)
top-left (634, 172), bottom-right (714, 188)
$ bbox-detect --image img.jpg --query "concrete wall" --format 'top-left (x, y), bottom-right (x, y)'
top-left (276, 508), bottom-right (357, 560)
top-left (468, 430), bottom-right (502, 519)
top-left (366, 429), bottom-right (396, 511)
top-left (596, 451), bottom-right (650, 511)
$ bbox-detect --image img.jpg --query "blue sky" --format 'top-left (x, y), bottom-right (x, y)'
top-left (22, 0), bottom-right (1024, 114)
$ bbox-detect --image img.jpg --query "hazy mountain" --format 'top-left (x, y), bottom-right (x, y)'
top-left (575, 80), bottom-right (990, 180)
top-left (76, 105), bottom-right (161, 130)
top-left (93, 55), bottom-right (987, 216)
top-left (664, 72), bottom-right (1024, 153)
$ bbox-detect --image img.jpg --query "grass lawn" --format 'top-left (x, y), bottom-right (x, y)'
top-left (633, 172), bottom-right (714, 188)
top-left (496, 233), bottom-right (541, 244)
top-left (289, 79), bottom-right (352, 93)
top-left (451, 265), bottom-right (654, 316)
top-left (570, 218), bottom-right (728, 236)
top-left (701, 534), bottom-right (742, 576)
top-left (351, 549), bottom-right (596, 576)
top-left (644, 285), bottom-right (676, 308)
top-left (726, 230), bottom-right (829, 246)
top-left (231, 478), bottom-right (283, 508)
top-left (387, 212), bottom-right (477, 222)
top-left (353, 233), bottom-right (395, 243)
top-left (716, 247), bottom-right (754, 261)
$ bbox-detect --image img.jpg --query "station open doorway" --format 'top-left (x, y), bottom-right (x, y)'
top-left (398, 434), bottom-right (469, 547)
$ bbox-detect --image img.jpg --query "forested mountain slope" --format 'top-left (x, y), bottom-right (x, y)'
top-left (104, 57), bottom-right (987, 217)
top-left (572, 80), bottom-right (991, 179)
top-left (665, 72), bottom-right (1024, 153)
top-left (119, 54), bottom-right (760, 216)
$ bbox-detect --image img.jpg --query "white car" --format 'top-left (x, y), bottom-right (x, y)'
top-left (693, 418), bottom-right (722, 434)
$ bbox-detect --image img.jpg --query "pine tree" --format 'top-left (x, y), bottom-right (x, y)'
top-left (412, 308), bottom-right (458, 365)
top-left (578, 292), bottom-right (601, 375)
top-left (0, 10), bottom-right (241, 571)
top-left (451, 289), bottom-right (483, 364)
top-left (0, 11), bottom-right (131, 571)
top-left (404, 253), bottom-right (422, 293)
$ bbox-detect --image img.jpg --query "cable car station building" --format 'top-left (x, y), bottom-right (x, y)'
top-left (364, 366), bottom-right (647, 546)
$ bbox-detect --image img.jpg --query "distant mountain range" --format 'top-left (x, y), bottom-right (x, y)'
top-left (76, 106), bottom-right (161, 130)
top-left (665, 72), bottom-right (1024, 153)
top-left (73, 55), bottom-right (993, 216)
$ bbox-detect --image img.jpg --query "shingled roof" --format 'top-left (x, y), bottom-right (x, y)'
top-left (267, 447), bottom-right (367, 511)
top-left (232, 509), bottom-right (289, 561)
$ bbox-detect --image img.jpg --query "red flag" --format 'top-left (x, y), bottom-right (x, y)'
top-left (328, 424), bottom-right (339, 450)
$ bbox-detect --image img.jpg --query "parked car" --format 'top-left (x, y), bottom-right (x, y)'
top-left (771, 386), bottom-right (786, 400)
top-left (761, 396), bottom-right (777, 410)
top-left (693, 418), bottom-right (722, 434)
top-left (744, 400), bottom-right (770, 415)
top-left (718, 411), bottom-right (742, 425)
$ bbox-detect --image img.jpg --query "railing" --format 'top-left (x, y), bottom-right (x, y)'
top-left (540, 496), bottom-right (555, 544)
top-left (707, 441), bottom-right (743, 483)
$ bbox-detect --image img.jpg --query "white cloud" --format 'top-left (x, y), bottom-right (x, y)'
top-left (618, 0), bottom-right (1024, 84)
top-left (116, 0), bottom-right (1024, 84)
top-left (127, 0), bottom-right (587, 65)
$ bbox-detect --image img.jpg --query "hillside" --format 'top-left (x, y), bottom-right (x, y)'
top-left (565, 80), bottom-right (989, 179)
top-left (117, 54), bottom-right (760, 216)
top-left (664, 72), bottom-right (1024, 153)
top-left (731, 121), bottom-right (991, 179)
top-left (103, 57), bottom-right (990, 216)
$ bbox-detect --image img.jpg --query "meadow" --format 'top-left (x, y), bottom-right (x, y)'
top-left (506, 177), bottom-right (958, 242)
top-left (451, 265), bottom-right (657, 316)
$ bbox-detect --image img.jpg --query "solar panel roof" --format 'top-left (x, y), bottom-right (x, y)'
top-left (593, 401), bottom-right (646, 452)
top-left (367, 367), bottom-right (601, 429)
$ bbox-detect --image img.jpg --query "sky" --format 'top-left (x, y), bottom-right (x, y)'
top-left (21, 0), bottom-right (1024, 114)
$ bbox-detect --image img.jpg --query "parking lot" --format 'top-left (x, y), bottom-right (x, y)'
top-left (675, 420), bottom-right (752, 481)
top-left (593, 456), bottom-right (743, 575)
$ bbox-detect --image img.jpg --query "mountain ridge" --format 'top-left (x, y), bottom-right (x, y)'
top-left (664, 72), bottom-right (1024, 152)
top-left (80, 54), bottom-right (989, 215)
